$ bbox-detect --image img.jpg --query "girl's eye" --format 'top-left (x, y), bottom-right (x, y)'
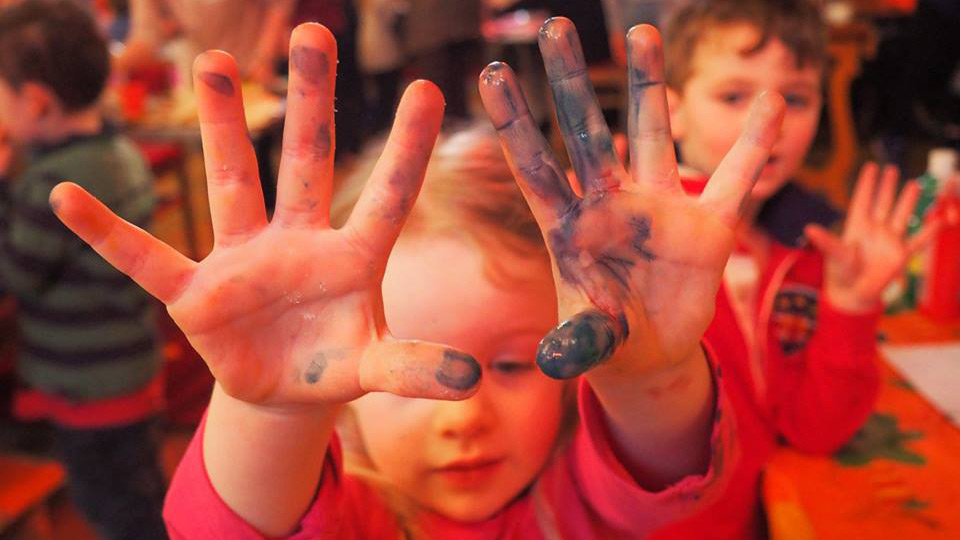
top-left (784, 93), bottom-right (813, 109)
top-left (717, 92), bottom-right (748, 106)
top-left (490, 360), bottom-right (535, 376)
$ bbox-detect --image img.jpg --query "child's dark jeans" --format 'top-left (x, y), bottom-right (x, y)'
top-left (53, 417), bottom-right (169, 540)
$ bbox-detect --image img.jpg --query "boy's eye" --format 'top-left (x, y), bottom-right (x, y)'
top-left (490, 360), bottom-right (535, 375)
top-left (784, 93), bottom-right (813, 109)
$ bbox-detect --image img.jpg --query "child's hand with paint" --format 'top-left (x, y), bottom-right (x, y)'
top-left (805, 163), bottom-right (937, 313)
top-left (480, 19), bottom-right (786, 382)
top-left (47, 25), bottom-right (481, 411)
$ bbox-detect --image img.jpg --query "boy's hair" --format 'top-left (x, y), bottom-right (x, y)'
top-left (0, 0), bottom-right (110, 112)
top-left (662, 0), bottom-right (827, 90)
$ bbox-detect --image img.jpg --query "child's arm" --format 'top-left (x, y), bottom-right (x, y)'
top-left (0, 122), bottom-right (67, 295)
top-left (245, 0), bottom-right (295, 84)
top-left (480, 20), bottom-right (784, 489)
top-left (0, 125), bottom-right (11, 179)
top-left (775, 164), bottom-right (934, 453)
top-left (114, 0), bottom-right (166, 73)
top-left (52, 24), bottom-right (481, 537)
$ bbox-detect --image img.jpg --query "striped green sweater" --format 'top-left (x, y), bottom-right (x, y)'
top-left (0, 128), bottom-right (159, 402)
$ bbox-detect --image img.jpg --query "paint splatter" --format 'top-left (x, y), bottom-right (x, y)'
top-left (435, 350), bottom-right (482, 391)
top-left (537, 310), bottom-right (622, 379)
top-left (303, 353), bottom-right (326, 384)
top-left (290, 46), bottom-right (329, 85)
top-left (630, 216), bottom-right (656, 261)
top-left (199, 72), bottom-right (235, 96)
top-left (316, 122), bottom-right (331, 160)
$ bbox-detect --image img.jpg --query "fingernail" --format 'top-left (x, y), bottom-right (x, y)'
top-left (436, 350), bottom-right (482, 391)
top-left (537, 310), bottom-right (621, 379)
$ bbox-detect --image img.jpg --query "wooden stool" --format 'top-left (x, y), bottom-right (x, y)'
top-left (0, 453), bottom-right (66, 539)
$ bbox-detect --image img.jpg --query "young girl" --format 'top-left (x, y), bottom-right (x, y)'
top-left (49, 20), bottom-right (786, 539)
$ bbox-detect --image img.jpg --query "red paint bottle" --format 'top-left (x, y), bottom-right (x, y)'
top-left (920, 180), bottom-right (960, 320)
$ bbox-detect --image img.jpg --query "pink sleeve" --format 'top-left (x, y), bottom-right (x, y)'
top-left (162, 415), bottom-right (388, 540)
top-left (561, 344), bottom-right (739, 534)
top-left (772, 300), bottom-right (881, 454)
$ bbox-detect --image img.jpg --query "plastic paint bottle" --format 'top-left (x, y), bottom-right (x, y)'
top-left (901, 149), bottom-right (959, 309)
top-left (919, 178), bottom-right (960, 320)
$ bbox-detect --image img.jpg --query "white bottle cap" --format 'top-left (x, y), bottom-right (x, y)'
top-left (928, 148), bottom-right (959, 181)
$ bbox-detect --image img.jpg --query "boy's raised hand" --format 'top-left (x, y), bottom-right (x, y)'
top-left (805, 163), bottom-right (937, 313)
top-left (480, 19), bottom-right (785, 380)
top-left (49, 24), bottom-right (481, 409)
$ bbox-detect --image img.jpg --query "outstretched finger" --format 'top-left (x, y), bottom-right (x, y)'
top-left (889, 179), bottom-right (921, 236)
top-left (804, 223), bottom-right (845, 258)
top-left (539, 17), bottom-right (624, 195)
top-left (345, 80), bottom-right (444, 255)
top-left (274, 23), bottom-right (338, 227)
top-left (701, 92), bottom-right (786, 225)
top-left (626, 24), bottom-right (679, 192)
top-left (872, 165), bottom-right (899, 223)
top-left (359, 339), bottom-right (482, 400)
top-left (847, 162), bottom-right (879, 235)
top-left (906, 220), bottom-right (941, 255)
top-left (537, 309), bottom-right (625, 379)
top-left (479, 61), bottom-right (577, 231)
top-left (194, 51), bottom-right (268, 245)
top-left (50, 182), bottom-right (196, 303)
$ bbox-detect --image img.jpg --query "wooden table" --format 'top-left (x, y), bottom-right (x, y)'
top-left (122, 84), bottom-right (285, 259)
top-left (765, 311), bottom-right (960, 540)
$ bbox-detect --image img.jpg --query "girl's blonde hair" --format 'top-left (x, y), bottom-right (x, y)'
top-left (332, 122), bottom-right (577, 538)
top-left (332, 122), bottom-right (548, 285)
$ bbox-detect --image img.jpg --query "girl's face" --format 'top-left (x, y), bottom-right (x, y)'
top-left (352, 235), bottom-right (566, 522)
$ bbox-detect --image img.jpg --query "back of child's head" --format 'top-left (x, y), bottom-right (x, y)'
top-left (333, 122), bottom-right (548, 285)
top-left (0, 0), bottom-right (109, 112)
top-left (662, 0), bottom-right (827, 91)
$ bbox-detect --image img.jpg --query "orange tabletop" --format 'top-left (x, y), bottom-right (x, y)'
top-left (765, 311), bottom-right (960, 539)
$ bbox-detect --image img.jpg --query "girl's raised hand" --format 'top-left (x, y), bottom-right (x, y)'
top-left (49, 24), bottom-right (481, 409)
top-left (805, 163), bottom-right (937, 313)
top-left (479, 19), bottom-right (785, 380)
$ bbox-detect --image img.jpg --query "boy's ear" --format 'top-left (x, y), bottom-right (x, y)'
top-left (20, 82), bottom-right (56, 120)
top-left (666, 86), bottom-right (685, 141)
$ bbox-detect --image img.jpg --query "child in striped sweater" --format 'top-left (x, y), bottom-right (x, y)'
top-left (0, 1), bottom-right (166, 539)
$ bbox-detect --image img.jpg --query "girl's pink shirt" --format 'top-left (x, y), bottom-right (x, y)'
top-left (163, 349), bottom-right (742, 540)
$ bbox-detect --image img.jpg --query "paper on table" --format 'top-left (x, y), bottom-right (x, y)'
top-left (882, 342), bottom-right (960, 426)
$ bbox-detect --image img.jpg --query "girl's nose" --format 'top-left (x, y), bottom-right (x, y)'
top-left (433, 384), bottom-right (496, 440)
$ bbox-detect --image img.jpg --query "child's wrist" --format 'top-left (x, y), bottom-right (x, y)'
top-left (213, 384), bottom-right (341, 424)
top-left (824, 287), bottom-right (881, 314)
top-left (589, 340), bottom-right (705, 385)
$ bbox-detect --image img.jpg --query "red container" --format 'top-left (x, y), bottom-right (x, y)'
top-left (920, 189), bottom-right (960, 319)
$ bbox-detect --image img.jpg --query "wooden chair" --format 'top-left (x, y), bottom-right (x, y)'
top-left (136, 141), bottom-right (199, 259)
top-left (0, 453), bottom-right (65, 539)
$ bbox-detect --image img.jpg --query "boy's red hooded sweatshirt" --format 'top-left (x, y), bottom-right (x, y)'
top-left (654, 179), bottom-right (881, 538)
